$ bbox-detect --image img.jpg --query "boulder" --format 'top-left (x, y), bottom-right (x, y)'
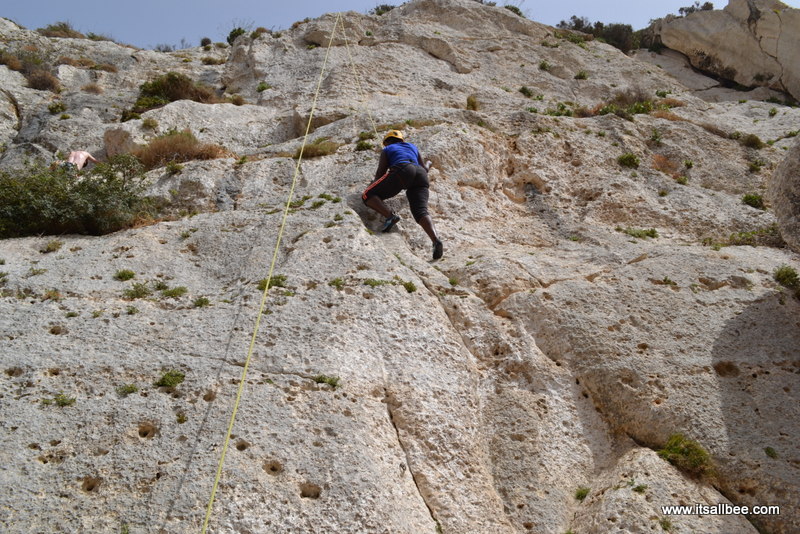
top-left (769, 139), bottom-right (800, 252)
top-left (652, 0), bottom-right (800, 101)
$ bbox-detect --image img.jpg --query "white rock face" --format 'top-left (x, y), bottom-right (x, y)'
top-left (770, 139), bottom-right (800, 252)
top-left (0, 1), bottom-right (799, 533)
top-left (652, 0), bottom-right (800, 101)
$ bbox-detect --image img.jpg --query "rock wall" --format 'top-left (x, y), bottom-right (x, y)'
top-left (0, 1), bottom-right (799, 533)
top-left (651, 0), bottom-right (800, 101)
top-left (770, 139), bottom-right (800, 252)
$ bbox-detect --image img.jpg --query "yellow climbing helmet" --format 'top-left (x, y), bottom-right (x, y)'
top-left (383, 129), bottom-right (404, 144)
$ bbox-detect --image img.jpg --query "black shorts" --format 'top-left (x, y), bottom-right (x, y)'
top-left (362, 163), bottom-right (430, 221)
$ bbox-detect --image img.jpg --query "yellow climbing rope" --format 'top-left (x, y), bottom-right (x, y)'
top-left (200, 12), bottom-right (346, 533)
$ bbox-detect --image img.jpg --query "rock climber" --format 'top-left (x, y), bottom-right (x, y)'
top-left (362, 130), bottom-right (444, 260)
top-left (57, 150), bottom-right (99, 172)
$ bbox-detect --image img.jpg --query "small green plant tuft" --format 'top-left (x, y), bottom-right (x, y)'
top-left (742, 194), bottom-right (766, 210)
top-left (617, 153), bottom-right (640, 168)
top-left (356, 140), bottom-right (374, 151)
top-left (116, 384), bottom-right (138, 397)
top-left (161, 286), bottom-right (188, 298)
top-left (54, 393), bottom-right (76, 407)
top-left (617, 227), bottom-right (658, 239)
top-left (329, 278), bottom-right (345, 290)
top-left (258, 274), bottom-right (287, 291)
top-left (256, 81), bottom-right (271, 92)
top-left (764, 447), bottom-right (778, 459)
top-left (193, 296), bottom-right (211, 308)
top-left (155, 369), bottom-right (185, 388)
top-left (40, 240), bottom-right (63, 253)
top-left (519, 86), bottom-right (534, 97)
top-left (657, 433), bottom-right (714, 479)
top-left (466, 94), bottom-right (479, 111)
top-left (633, 484), bottom-right (648, 493)
top-left (114, 269), bottom-right (136, 281)
top-left (313, 375), bottom-right (340, 388)
top-left (575, 487), bottom-right (590, 501)
top-left (402, 280), bottom-right (417, 293)
top-left (773, 265), bottom-right (799, 290)
top-left (48, 101), bottom-right (66, 114)
top-left (740, 133), bottom-right (766, 149)
top-left (574, 70), bottom-right (589, 80)
top-left (123, 282), bottom-right (151, 300)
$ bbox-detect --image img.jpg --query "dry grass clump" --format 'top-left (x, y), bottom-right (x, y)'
top-left (652, 154), bottom-right (681, 177)
top-left (295, 137), bottom-right (342, 159)
top-left (26, 70), bottom-right (61, 92)
top-left (651, 110), bottom-right (686, 122)
top-left (82, 83), bottom-right (103, 94)
top-left (133, 129), bottom-right (230, 170)
top-left (0, 50), bottom-right (23, 71)
top-left (37, 21), bottom-right (85, 39)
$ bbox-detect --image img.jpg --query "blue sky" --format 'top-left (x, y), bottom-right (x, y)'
top-left (2, 0), bottom-right (798, 50)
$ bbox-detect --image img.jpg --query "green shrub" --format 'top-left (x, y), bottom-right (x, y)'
top-left (617, 153), bottom-right (640, 168)
top-left (356, 140), bottom-right (374, 151)
top-left (657, 433), bottom-right (714, 479)
top-left (574, 70), bottom-right (589, 80)
top-left (155, 369), bottom-right (185, 388)
top-left (329, 278), bottom-right (344, 290)
top-left (161, 286), bottom-right (188, 298)
top-left (539, 60), bottom-right (551, 71)
top-left (519, 86), bottom-right (534, 98)
top-left (123, 282), bottom-right (152, 300)
top-left (227, 27), bottom-right (246, 45)
top-left (48, 101), bottom-right (66, 114)
top-left (116, 384), bottom-right (138, 397)
top-left (504, 5), bottom-right (524, 17)
top-left (256, 82), bottom-right (271, 92)
top-left (0, 155), bottom-right (156, 238)
top-left (617, 227), bottom-right (658, 239)
top-left (575, 487), bottom-right (590, 501)
top-left (257, 274), bottom-right (287, 291)
top-left (200, 37), bottom-right (212, 47)
top-left (740, 133), bottom-right (765, 149)
top-left (773, 265), bottom-right (799, 289)
top-left (129, 72), bottom-right (219, 115)
top-left (369, 4), bottom-right (395, 15)
top-left (193, 296), bottom-right (211, 308)
top-left (742, 194), bottom-right (765, 210)
top-left (53, 393), bottom-right (76, 406)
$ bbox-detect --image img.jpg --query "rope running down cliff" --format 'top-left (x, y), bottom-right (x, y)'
top-left (200, 12), bottom-right (350, 533)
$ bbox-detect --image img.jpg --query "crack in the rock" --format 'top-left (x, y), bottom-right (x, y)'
top-left (383, 387), bottom-right (441, 530)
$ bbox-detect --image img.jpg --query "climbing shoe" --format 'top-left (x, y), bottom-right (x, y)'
top-left (432, 240), bottom-right (444, 260)
top-left (381, 214), bottom-right (401, 232)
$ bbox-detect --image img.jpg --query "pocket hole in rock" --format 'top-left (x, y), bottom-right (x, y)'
top-left (263, 460), bottom-right (283, 475)
top-left (81, 476), bottom-right (102, 493)
top-left (299, 482), bottom-right (321, 499)
top-left (138, 422), bottom-right (157, 439)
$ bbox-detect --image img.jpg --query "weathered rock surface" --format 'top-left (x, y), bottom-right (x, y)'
top-left (0, 1), bottom-right (799, 533)
top-left (770, 139), bottom-right (800, 252)
top-left (651, 0), bottom-right (800, 101)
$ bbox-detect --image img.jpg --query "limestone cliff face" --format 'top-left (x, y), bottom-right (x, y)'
top-left (0, 1), bottom-right (799, 533)
top-left (651, 0), bottom-right (800, 101)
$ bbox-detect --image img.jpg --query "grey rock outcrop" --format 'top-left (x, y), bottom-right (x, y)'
top-left (0, 1), bottom-right (799, 533)
top-left (650, 0), bottom-right (800, 101)
top-left (770, 139), bottom-right (800, 252)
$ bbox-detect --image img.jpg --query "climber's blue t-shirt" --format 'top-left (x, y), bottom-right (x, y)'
top-left (383, 142), bottom-right (422, 167)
